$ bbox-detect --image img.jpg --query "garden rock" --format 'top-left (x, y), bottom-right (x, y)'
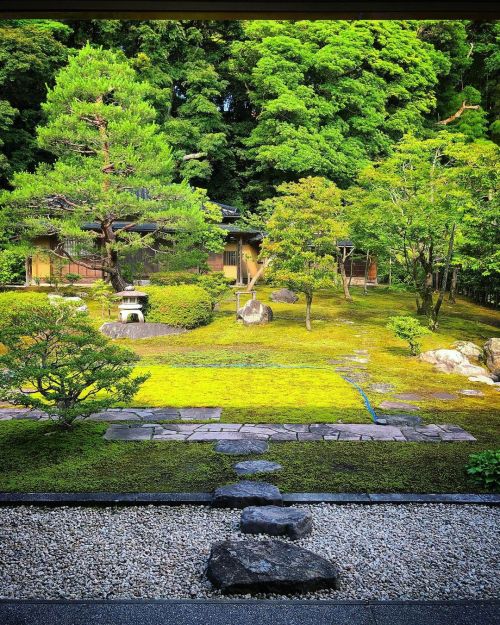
top-left (214, 440), bottom-right (269, 455)
top-left (48, 294), bottom-right (87, 312)
top-left (452, 341), bottom-right (483, 361)
top-left (484, 338), bottom-right (500, 377)
top-left (237, 299), bottom-right (273, 325)
top-left (468, 375), bottom-right (495, 386)
top-left (240, 505), bottom-right (313, 539)
top-left (460, 389), bottom-right (484, 396)
top-left (419, 348), bottom-right (488, 377)
top-left (212, 481), bottom-right (282, 508)
top-left (377, 414), bottom-right (422, 427)
top-left (270, 288), bottom-right (298, 304)
top-left (234, 460), bottom-right (282, 475)
top-left (206, 539), bottom-right (340, 594)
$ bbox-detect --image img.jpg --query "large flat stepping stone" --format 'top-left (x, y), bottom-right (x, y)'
top-left (214, 440), bottom-right (269, 455)
top-left (179, 407), bottom-right (221, 421)
top-left (393, 393), bottom-right (423, 401)
top-left (240, 505), bottom-right (313, 539)
top-left (460, 389), bottom-right (484, 397)
top-left (430, 392), bottom-right (457, 400)
top-left (379, 400), bottom-right (420, 412)
top-left (370, 383), bottom-right (395, 394)
top-left (100, 322), bottom-right (186, 339)
top-left (234, 460), bottom-right (282, 476)
top-left (377, 414), bottom-right (422, 427)
top-left (206, 539), bottom-right (340, 594)
top-left (103, 425), bottom-right (153, 441)
top-left (212, 481), bottom-right (282, 508)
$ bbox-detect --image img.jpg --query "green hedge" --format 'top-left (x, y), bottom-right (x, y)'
top-left (0, 291), bottom-right (48, 318)
top-left (143, 285), bottom-right (213, 329)
top-left (149, 271), bottom-right (200, 286)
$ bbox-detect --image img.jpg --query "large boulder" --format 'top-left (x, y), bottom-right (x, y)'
top-left (419, 348), bottom-right (488, 377)
top-left (212, 481), bottom-right (282, 508)
top-left (48, 294), bottom-right (87, 313)
top-left (270, 288), bottom-right (298, 304)
top-left (484, 338), bottom-right (500, 377)
top-left (206, 539), bottom-right (340, 594)
top-left (240, 505), bottom-right (313, 539)
top-left (452, 341), bottom-right (483, 361)
top-left (237, 299), bottom-right (273, 325)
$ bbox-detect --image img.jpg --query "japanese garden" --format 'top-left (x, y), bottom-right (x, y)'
top-left (0, 16), bottom-right (498, 618)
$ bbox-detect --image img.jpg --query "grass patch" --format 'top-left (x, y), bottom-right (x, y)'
top-left (0, 420), bottom-right (496, 493)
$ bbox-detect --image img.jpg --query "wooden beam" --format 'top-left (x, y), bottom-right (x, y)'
top-left (1, 1), bottom-right (499, 19)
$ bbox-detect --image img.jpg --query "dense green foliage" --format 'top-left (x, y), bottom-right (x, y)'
top-left (262, 177), bottom-right (347, 329)
top-left (150, 270), bottom-right (201, 286)
top-left (387, 315), bottom-right (431, 355)
top-left (143, 284), bottom-right (213, 328)
top-left (0, 290), bottom-right (47, 314)
top-left (0, 303), bottom-right (147, 427)
top-left (0, 249), bottom-right (25, 284)
top-left (466, 450), bottom-right (500, 489)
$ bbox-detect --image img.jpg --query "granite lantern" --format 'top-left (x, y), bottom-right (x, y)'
top-left (116, 285), bottom-right (147, 323)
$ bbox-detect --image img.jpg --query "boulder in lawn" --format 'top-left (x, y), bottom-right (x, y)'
top-left (212, 481), bottom-right (282, 508)
top-left (206, 539), bottom-right (340, 594)
top-left (454, 363), bottom-right (489, 377)
top-left (237, 299), bottom-right (273, 325)
top-left (240, 505), bottom-right (313, 539)
top-left (468, 375), bottom-right (495, 386)
top-left (270, 288), bottom-right (298, 304)
top-left (419, 349), bottom-right (467, 371)
top-left (452, 341), bottom-right (483, 361)
top-left (484, 338), bottom-right (500, 377)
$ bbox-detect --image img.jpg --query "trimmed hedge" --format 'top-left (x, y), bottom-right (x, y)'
top-left (0, 291), bottom-right (48, 317)
top-left (149, 271), bottom-right (200, 286)
top-left (143, 285), bottom-right (213, 329)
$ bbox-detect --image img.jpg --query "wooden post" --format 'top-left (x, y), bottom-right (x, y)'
top-left (237, 236), bottom-right (243, 286)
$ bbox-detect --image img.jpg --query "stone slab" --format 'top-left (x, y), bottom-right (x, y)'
top-left (100, 322), bottom-right (186, 339)
top-left (379, 401), bottom-right (420, 412)
top-left (212, 481), bottom-right (282, 508)
top-left (240, 505), bottom-right (313, 539)
top-left (377, 414), bottom-right (422, 427)
top-left (234, 460), bottom-right (282, 475)
top-left (214, 439), bottom-right (269, 455)
top-left (103, 426), bottom-right (153, 441)
top-left (179, 407), bottom-right (222, 421)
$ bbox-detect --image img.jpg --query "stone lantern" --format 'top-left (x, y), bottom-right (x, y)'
top-left (116, 285), bottom-right (147, 323)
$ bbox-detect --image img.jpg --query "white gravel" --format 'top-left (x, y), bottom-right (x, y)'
top-left (0, 504), bottom-right (498, 601)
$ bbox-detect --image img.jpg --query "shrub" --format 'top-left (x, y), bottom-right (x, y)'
top-left (143, 285), bottom-right (213, 328)
top-left (466, 450), bottom-right (500, 489)
top-left (65, 273), bottom-right (82, 285)
top-left (89, 279), bottom-right (118, 318)
top-left (0, 250), bottom-right (26, 285)
top-left (149, 271), bottom-right (200, 286)
top-left (0, 303), bottom-right (148, 428)
top-left (0, 291), bottom-right (48, 319)
top-left (386, 315), bottom-right (430, 355)
top-left (197, 272), bottom-right (232, 308)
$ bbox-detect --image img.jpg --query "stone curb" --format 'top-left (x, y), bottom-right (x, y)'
top-left (0, 492), bottom-right (498, 506)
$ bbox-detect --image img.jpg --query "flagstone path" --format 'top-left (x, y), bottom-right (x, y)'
top-left (100, 422), bottom-right (476, 442)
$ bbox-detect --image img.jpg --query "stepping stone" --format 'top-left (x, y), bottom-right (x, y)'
top-left (377, 414), bottom-right (422, 427)
top-left (430, 392), bottom-right (457, 400)
top-left (206, 539), bottom-right (340, 594)
top-left (393, 393), bottom-right (422, 401)
top-left (212, 481), bottom-right (282, 508)
top-left (179, 407), bottom-right (221, 421)
top-left (234, 460), bottom-right (282, 476)
top-left (370, 383), bottom-right (394, 394)
top-left (214, 440), bottom-right (269, 455)
top-left (460, 389), bottom-right (484, 397)
top-left (103, 425), bottom-right (153, 441)
top-left (240, 505), bottom-right (313, 539)
top-left (379, 400), bottom-right (420, 412)
top-left (100, 322), bottom-right (186, 339)
top-left (88, 411), bottom-right (141, 421)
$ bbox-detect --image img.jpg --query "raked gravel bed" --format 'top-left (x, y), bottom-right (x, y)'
top-left (0, 504), bottom-right (498, 601)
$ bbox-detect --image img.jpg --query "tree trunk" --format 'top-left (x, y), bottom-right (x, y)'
top-left (430, 223), bottom-right (456, 330)
top-left (449, 266), bottom-right (458, 304)
top-left (305, 293), bottom-right (313, 331)
top-left (246, 257), bottom-right (272, 292)
top-left (363, 250), bottom-right (370, 295)
top-left (338, 248), bottom-right (352, 301)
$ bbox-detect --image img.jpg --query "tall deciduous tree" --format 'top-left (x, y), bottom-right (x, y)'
top-left (3, 45), bottom-right (224, 291)
top-left (261, 177), bottom-right (348, 330)
top-left (351, 132), bottom-right (499, 329)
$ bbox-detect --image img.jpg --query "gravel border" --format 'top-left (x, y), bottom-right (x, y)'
top-left (0, 492), bottom-right (498, 506)
top-left (1, 503), bottom-right (498, 601)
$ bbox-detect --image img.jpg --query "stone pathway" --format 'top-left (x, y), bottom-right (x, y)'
top-left (102, 422), bottom-right (476, 442)
top-left (0, 407), bottom-right (221, 422)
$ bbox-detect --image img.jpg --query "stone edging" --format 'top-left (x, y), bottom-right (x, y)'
top-left (0, 492), bottom-right (497, 506)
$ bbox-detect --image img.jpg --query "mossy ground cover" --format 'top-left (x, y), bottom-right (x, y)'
top-left (0, 286), bottom-right (498, 492)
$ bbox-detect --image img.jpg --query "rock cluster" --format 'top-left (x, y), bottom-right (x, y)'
top-left (484, 338), bottom-right (500, 378)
